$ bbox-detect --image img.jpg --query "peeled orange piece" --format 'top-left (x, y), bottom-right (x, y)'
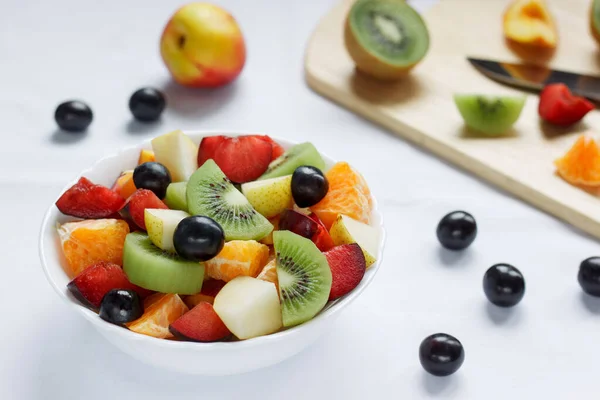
top-left (138, 149), bottom-right (155, 164)
top-left (126, 293), bottom-right (188, 338)
top-left (57, 219), bottom-right (129, 278)
top-left (256, 258), bottom-right (278, 291)
top-left (310, 162), bottom-right (372, 229)
top-left (555, 135), bottom-right (600, 187)
top-left (205, 240), bottom-right (270, 282)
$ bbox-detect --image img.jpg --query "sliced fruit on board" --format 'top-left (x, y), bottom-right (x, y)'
top-left (503, 0), bottom-right (557, 63)
top-left (151, 130), bottom-right (198, 182)
top-left (198, 135), bottom-right (273, 183)
top-left (310, 161), bottom-right (372, 229)
top-left (274, 230), bottom-right (332, 327)
top-left (325, 244), bottom-right (366, 301)
top-left (278, 209), bottom-right (334, 252)
top-left (126, 293), bottom-right (189, 339)
top-left (241, 175), bottom-right (293, 218)
top-left (454, 94), bottom-right (526, 136)
top-left (145, 209), bottom-right (189, 252)
top-left (344, 0), bottom-right (430, 81)
top-left (213, 276), bottom-right (282, 340)
top-left (554, 135), bottom-right (600, 187)
top-left (123, 232), bottom-right (204, 294)
top-left (56, 177), bottom-right (126, 219)
top-left (164, 182), bottom-right (188, 211)
top-left (329, 214), bottom-right (379, 268)
top-left (67, 261), bottom-right (152, 309)
top-left (57, 219), bottom-right (130, 278)
top-left (126, 189), bottom-right (169, 230)
top-left (259, 142), bottom-right (326, 181)
top-left (257, 258), bottom-right (278, 291)
top-left (138, 149), bottom-right (156, 165)
top-left (205, 240), bottom-right (270, 282)
top-left (186, 159), bottom-right (273, 241)
top-left (111, 170), bottom-right (137, 200)
top-left (169, 302), bottom-right (231, 342)
top-left (591, 0), bottom-right (600, 46)
top-left (538, 84), bottom-right (594, 126)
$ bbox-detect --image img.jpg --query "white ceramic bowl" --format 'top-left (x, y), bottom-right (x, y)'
top-left (39, 131), bottom-right (385, 376)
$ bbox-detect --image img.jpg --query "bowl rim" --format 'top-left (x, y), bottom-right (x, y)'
top-left (38, 130), bottom-right (386, 350)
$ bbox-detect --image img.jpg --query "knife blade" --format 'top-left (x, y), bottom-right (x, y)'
top-left (467, 57), bottom-right (600, 102)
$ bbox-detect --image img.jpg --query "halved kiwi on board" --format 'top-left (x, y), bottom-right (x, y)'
top-left (344, 0), bottom-right (430, 80)
top-left (454, 94), bottom-right (526, 136)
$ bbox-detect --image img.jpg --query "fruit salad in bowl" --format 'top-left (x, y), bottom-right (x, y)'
top-left (39, 130), bottom-right (385, 375)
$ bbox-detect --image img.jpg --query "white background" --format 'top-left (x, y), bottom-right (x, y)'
top-left (2, 0), bottom-right (600, 398)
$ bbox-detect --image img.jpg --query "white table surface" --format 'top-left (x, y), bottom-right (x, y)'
top-left (3, 0), bottom-right (600, 398)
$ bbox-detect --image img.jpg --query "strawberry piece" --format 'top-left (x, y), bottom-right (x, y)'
top-left (56, 177), bottom-right (126, 219)
top-left (126, 189), bottom-right (168, 230)
top-left (201, 279), bottom-right (226, 297)
top-left (253, 135), bottom-right (285, 160)
top-left (325, 244), bottom-right (366, 301)
top-left (539, 83), bottom-right (595, 126)
top-left (67, 261), bottom-right (153, 309)
top-left (198, 135), bottom-right (273, 183)
top-left (308, 213), bottom-right (335, 252)
top-left (169, 302), bottom-right (231, 342)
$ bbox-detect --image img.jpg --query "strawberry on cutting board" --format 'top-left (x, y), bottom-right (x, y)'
top-left (197, 135), bottom-right (275, 183)
top-left (56, 177), bottom-right (126, 219)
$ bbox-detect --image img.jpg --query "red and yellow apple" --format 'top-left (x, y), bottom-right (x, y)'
top-left (160, 3), bottom-right (246, 88)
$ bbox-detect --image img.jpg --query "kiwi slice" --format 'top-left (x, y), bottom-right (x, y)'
top-left (273, 230), bottom-right (332, 327)
top-left (123, 232), bottom-right (204, 294)
top-left (164, 182), bottom-right (188, 211)
top-left (187, 159), bottom-right (273, 241)
top-left (454, 94), bottom-right (526, 136)
top-left (345, 0), bottom-right (430, 80)
top-left (259, 142), bottom-right (326, 181)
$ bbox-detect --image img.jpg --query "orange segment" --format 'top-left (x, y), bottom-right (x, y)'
top-left (205, 240), bottom-right (270, 282)
top-left (260, 216), bottom-right (280, 245)
top-left (256, 259), bottom-right (278, 291)
top-left (138, 149), bottom-right (156, 164)
top-left (183, 293), bottom-right (215, 308)
top-left (111, 170), bottom-right (137, 200)
top-left (57, 219), bottom-right (129, 278)
top-left (126, 293), bottom-right (188, 338)
top-left (555, 135), bottom-right (600, 186)
top-left (310, 162), bottom-right (372, 229)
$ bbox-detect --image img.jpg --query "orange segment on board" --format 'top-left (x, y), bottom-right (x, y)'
top-left (310, 162), bottom-right (372, 229)
top-left (555, 135), bottom-right (600, 186)
top-left (138, 149), bottom-right (156, 164)
top-left (205, 240), bottom-right (270, 282)
top-left (57, 219), bottom-right (129, 278)
top-left (126, 293), bottom-right (188, 338)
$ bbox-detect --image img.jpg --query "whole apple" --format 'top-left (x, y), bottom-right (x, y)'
top-left (160, 3), bottom-right (246, 88)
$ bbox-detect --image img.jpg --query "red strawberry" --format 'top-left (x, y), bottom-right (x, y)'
top-left (67, 261), bottom-right (153, 309)
top-left (325, 244), bottom-right (366, 301)
top-left (197, 135), bottom-right (273, 183)
top-left (253, 135), bottom-right (285, 160)
top-left (56, 177), bottom-right (126, 219)
top-left (308, 213), bottom-right (335, 252)
top-left (169, 302), bottom-right (231, 342)
top-left (539, 83), bottom-right (595, 126)
top-left (126, 189), bottom-right (168, 230)
top-left (201, 279), bottom-right (226, 297)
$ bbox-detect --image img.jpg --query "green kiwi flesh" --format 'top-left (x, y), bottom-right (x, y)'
top-left (349, 0), bottom-right (429, 67)
top-left (164, 182), bottom-right (188, 212)
top-left (123, 232), bottom-right (204, 294)
top-left (187, 160), bottom-right (273, 241)
top-left (259, 142), bottom-right (326, 180)
top-left (273, 230), bottom-right (332, 327)
top-left (454, 94), bottom-right (526, 136)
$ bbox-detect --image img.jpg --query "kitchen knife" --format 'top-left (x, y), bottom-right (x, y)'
top-left (467, 57), bottom-right (600, 102)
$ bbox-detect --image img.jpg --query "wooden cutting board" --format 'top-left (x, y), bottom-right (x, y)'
top-left (305, 0), bottom-right (600, 240)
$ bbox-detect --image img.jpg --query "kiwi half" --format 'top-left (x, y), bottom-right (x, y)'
top-left (187, 160), bottom-right (273, 241)
top-left (454, 94), bottom-right (526, 136)
top-left (123, 232), bottom-right (204, 294)
top-left (344, 0), bottom-right (430, 80)
top-left (259, 142), bottom-right (326, 181)
top-left (273, 230), bottom-right (332, 327)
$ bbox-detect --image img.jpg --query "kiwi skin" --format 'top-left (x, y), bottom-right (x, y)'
top-left (344, 17), bottom-right (414, 81)
top-left (590, 0), bottom-right (600, 46)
